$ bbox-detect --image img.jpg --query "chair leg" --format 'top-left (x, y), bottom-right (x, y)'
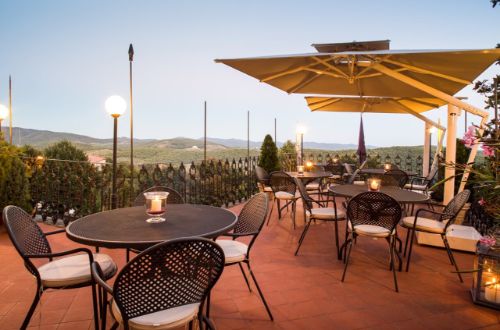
top-left (341, 238), bottom-right (353, 282)
top-left (238, 262), bottom-right (252, 291)
top-left (405, 227), bottom-right (417, 272)
top-left (277, 199), bottom-right (282, 219)
top-left (91, 283), bottom-right (99, 330)
top-left (100, 289), bottom-right (108, 330)
top-left (295, 219), bottom-right (312, 256)
top-left (442, 235), bottom-right (463, 283)
top-left (126, 248), bottom-right (130, 262)
top-left (246, 262), bottom-right (273, 321)
top-left (266, 197), bottom-right (275, 226)
top-left (389, 236), bottom-right (399, 292)
top-left (334, 220), bottom-right (341, 260)
top-left (291, 200), bottom-right (297, 229)
top-left (206, 291), bottom-right (211, 318)
top-left (403, 227), bottom-right (410, 257)
top-left (21, 284), bottom-right (42, 330)
top-left (110, 321), bottom-right (119, 330)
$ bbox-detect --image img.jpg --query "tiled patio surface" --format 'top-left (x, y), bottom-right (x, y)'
top-left (1, 199), bottom-right (499, 330)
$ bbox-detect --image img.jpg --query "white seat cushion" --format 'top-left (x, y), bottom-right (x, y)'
top-left (306, 208), bottom-right (345, 220)
top-left (306, 182), bottom-right (320, 190)
top-left (401, 216), bottom-right (446, 234)
top-left (263, 186), bottom-right (273, 192)
top-left (38, 253), bottom-right (116, 288)
top-left (404, 183), bottom-right (427, 191)
top-left (274, 191), bottom-right (296, 200)
top-left (329, 175), bottom-right (342, 180)
top-left (111, 300), bottom-right (199, 330)
top-left (353, 181), bottom-right (365, 185)
top-left (216, 239), bottom-right (248, 263)
top-left (347, 222), bottom-right (392, 238)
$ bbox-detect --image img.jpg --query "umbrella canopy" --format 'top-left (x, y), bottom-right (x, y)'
top-left (305, 96), bottom-right (447, 114)
top-left (357, 116), bottom-right (366, 165)
top-left (215, 48), bottom-right (500, 98)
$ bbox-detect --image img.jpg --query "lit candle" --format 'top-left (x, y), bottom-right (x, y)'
top-left (384, 163), bottom-right (391, 171)
top-left (368, 178), bottom-right (381, 191)
top-left (306, 161), bottom-right (313, 169)
top-left (485, 279), bottom-right (500, 303)
top-left (151, 197), bottom-right (162, 213)
top-left (297, 165), bottom-right (304, 175)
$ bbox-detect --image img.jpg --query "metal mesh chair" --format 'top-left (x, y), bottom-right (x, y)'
top-left (295, 179), bottom-right (345, 259)
top-left (267, 171), bottom-right (298, 228)
top-left (404, 164), bottom-right (438, 193)
top-left (382, 169), bottom-right (409, 188)
top-left (401, 190), bottom-right (471, 282)
top-left (133, 186), bottom-right (185, 206)
top-left (215, 192), bottom-right (273, 320)
top-left (92, 237), bottom-right (225, 330)
top-left (341, 192), bottom-right (402, 292)
top-left (3, 205), bottom-right (117, 330)
top-left (255, 165), bottom-right (273, 196)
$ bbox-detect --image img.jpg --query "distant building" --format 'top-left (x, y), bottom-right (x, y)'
top-left (87, 155), bottom-right (106, 169)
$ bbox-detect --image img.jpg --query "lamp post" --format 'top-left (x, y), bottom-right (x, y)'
top-left (296, 125), bottom-right (307, 166)
top-left (105, 95), bottom-right (127, 209)
top-left (0, 104), bottom-right (8, 141)
top-left (128, 44), bottom-right (135, 203)
top-left (428, 126), bottom-right (437, 173)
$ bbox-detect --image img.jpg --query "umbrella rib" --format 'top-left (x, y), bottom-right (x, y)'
top-left (260, 62), bottom-right (321, 82)
top-left (312, 56), bottom-right (349, 78)
top-left (381, 58), bottom-right (472, 85)
top-left (308, 98), bottom-right (343, 111)
top-left (287, 73), bottom-right (322, 94)
top-left (403, 97), bottom-right (444, 108)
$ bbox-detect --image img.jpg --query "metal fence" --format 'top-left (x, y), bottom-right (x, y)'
top-left (25, 157), bottom-right (259, 225)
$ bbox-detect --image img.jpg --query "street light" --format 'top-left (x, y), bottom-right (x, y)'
top-left (105, 95), bottom-right (127, 209)
top-left (296, 125), bottom-right (307, 166)
top-left (0, 104), bottom-right (8, 141)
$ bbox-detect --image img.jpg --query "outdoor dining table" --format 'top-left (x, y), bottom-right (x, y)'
top-left (286, 171), bottom-right (332, 181)
top-left (360, 168), bottom-right (417, 176)
top-left (66, 204), bottom-right (237, 250)
top-left (329, 184), bottom-right (429, 204)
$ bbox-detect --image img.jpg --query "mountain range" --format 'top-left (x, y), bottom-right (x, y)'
top-left (1, 127), bottom-right (375, 151)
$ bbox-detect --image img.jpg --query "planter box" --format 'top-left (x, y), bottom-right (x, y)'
top-left (416, 224), bottom-right (482, 252)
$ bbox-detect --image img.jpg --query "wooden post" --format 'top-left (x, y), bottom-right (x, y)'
top-left (247, 110), bottom-right (250, 159)
top-left (204, 101), bottom-right (207, 163)
top-left (9, 75), bottom-right (12, 145)
top-left (444, 105), bottom-right (460, 203)
top-left (423, 123), bottom-right (431, 177)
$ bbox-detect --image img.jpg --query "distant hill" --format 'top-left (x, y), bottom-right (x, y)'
top-left (204, 137), bottom-right (376, 150)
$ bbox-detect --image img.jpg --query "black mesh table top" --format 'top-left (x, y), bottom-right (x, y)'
top-left (66, 205), bottom-right (237, 249)
top-left (329, 184), bottom-right (429, 203)
top-left (360, 168), bottom-right (417, 176)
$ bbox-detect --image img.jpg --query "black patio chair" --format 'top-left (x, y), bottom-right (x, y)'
top-left (382, 169), bottom-right (409, 188)
top-left (267, 171), bottom-right (299, 228)
top-left (255, 165), bottom-right (273, 195)
top-left (3, 205), bottom-right (117, 330)
top-left (401, 189), bottom-right (471, 282)
top-left (404, 164), bottom-right (438, 194)
top-left (92, 237), bottom-right (225, 330)
top-left (215, 192), bottom-right (273, 320)
top-left (127, 186), bottom-right (186, 261)
top-left (341, 192), bottom-right (402, 292)
top-left (294, 179), bottom-right (345, 259)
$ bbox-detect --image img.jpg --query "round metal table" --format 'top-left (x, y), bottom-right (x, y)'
top-left (286, 171), bottom-right (332, 180)
top-left (329, 184), bottom-right (429, 203)
top-left (360, 168), bottom-right (417, 176)
top-left (66, 205), bottom-right (237, 249)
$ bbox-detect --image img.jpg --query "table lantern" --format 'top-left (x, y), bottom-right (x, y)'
top-left (144, 191), bottom-right (169, 223)
top-left (471, 242), bottom-right (500, 309)
top-left (305, 161), bottom-right (313, 171)
top-left (384, 163), bottom-right (392, 171)
top-left (297, 165), bottom-right (304, 176)
top-left (368, 178), bottom-right (382, 192)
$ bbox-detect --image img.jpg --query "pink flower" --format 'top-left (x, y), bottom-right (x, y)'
top-left (461, 126), bottom-right (476, 148)
top-left (481, 144), bottom-right (495, 157)
top-left (478, 198), bottom-right (486, 206)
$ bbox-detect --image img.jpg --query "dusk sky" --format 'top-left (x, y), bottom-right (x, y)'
top-left (0, 1), bottom-right (498, 147)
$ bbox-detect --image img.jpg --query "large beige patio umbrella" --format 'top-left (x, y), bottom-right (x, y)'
top-left (216, 44), bottom-right (500, 202)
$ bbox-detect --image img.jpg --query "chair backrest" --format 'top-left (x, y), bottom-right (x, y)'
top-left (324, 163), bottom-right (343, 176)
top-left (113, 238), bottom-right (225, 325)
top-left (233, 192), bottom-right (269, 235)
top-left (441, 189), bottom-right (471, 225)
top-left (133, 186), bottom-right (185, 206)
top-left (269, 171), bottom-right (296, 195)
top-left (359, 160), bottom-right (368, 170)
top-left (295, 179), bottom-right (313, 212)
top-left (382, 169), bottom-right (408, 188)
top-left (344, 163), bottom-right (354, 175)
top-left (255, 165), bottom-right (270, 185)
top-left (347, 192), bottom-right (402, 232)
top-left (3, 205), bottom-right (51, 275)
top-left (426, 163), bottom-right (439, 181)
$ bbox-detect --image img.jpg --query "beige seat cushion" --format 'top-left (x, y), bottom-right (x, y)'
top-left (401, 216), bottom-right (446, 234)
top-left (274, 191), bottom-right (296, 200)
top-left (111, 300), bottom-right (199, 330)
top-left (216, 239), bottom-right (248, 263)
top-left (263, 186), bottom-right (273, 192)
top-left (404, 183), bottom-right (427, 191)
top-left (353, 181), bottom-right (365, 185)
top-left (348, 222), bottom-right (392, 238)
top-left (306, 182), bottom-right (320, 190)
top-left (329, 175), bottom-right (342, 180)
top-left (306, 208), bottom-right (345, 220)
top-left (38, 253), bottom-right (116, 288)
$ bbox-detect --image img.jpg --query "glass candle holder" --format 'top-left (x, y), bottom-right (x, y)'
top-left (297, 165), bottom-right (304, 176)
top-left (368, 178), bottom-right (382, 192)
top-left (144, 191), bottom-right (169, 223)
top-left (384, 163), bottom-right (392, 172)
top-left (305, 161), bottom-right (313, 171)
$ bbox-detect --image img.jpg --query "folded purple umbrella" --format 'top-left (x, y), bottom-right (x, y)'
top-left (357, 116), bottom-right (367, 165)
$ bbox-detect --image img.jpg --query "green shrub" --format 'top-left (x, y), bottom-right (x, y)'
top-left (44, 140), bottom-right (88, 161)
top-left (0, 141), bottom-right (31, 215)
top-left (258, 135), bottom-right (280, 172)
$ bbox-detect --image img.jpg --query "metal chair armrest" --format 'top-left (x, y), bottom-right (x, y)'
top-left (220, 232), bottom-right (259, 239)
top-left (91, 262), bottom-right (113, 294)
top-left (26, 247), bottom-right (94, 261)
top-left (44, 229), bottom-right (66, 236)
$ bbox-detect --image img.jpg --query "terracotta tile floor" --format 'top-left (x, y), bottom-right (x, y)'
top-left (1, 200), bottom-right (499, 330)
